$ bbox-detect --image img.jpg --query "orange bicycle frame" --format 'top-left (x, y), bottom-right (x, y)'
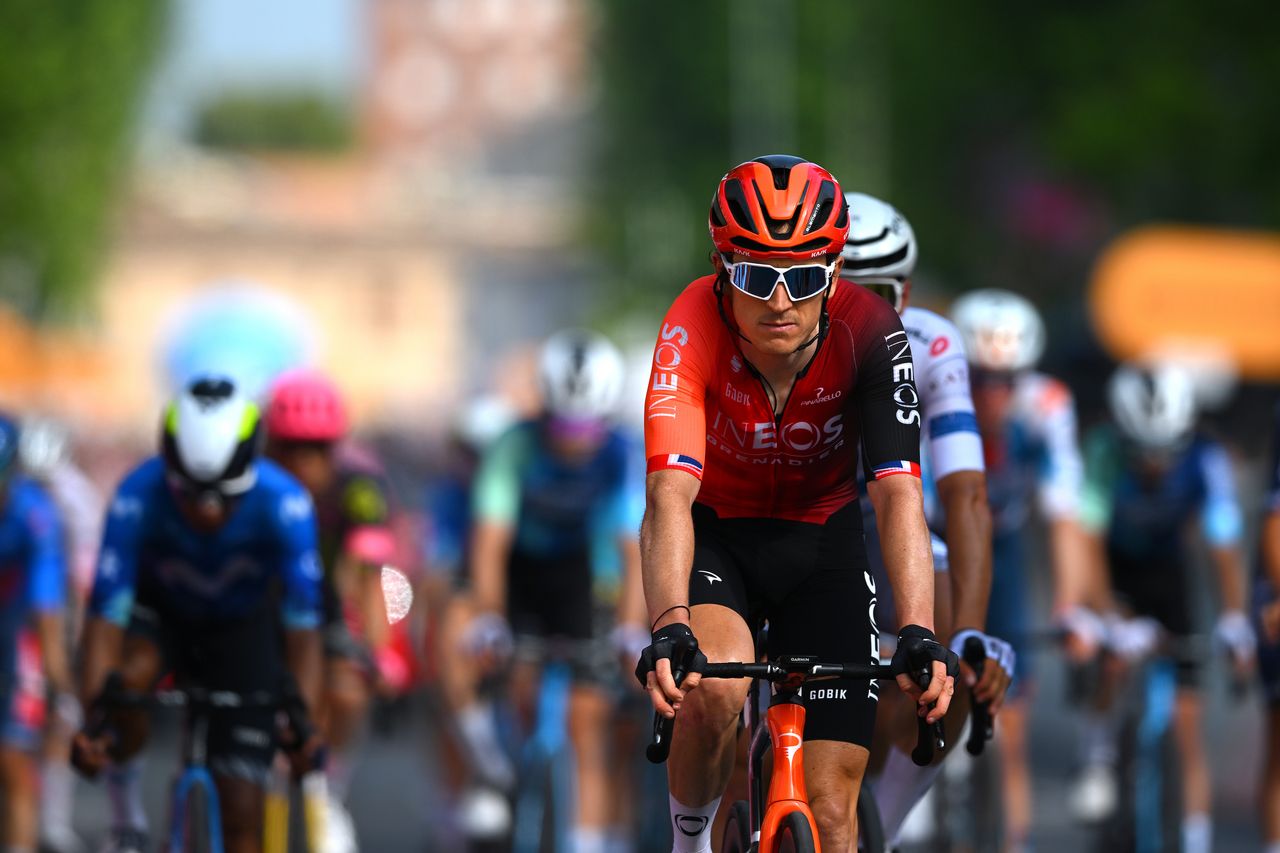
top-left (749, 698), bottom-right (821, 852)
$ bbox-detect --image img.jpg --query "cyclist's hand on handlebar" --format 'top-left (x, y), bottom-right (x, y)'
top-left (891, 625), bottom-right (959, 724)
top-left (1214, 610), bottom-right (1257, 679)
top-left (464, 611), bottom-right (514, 672)
top-left (70, 730), bottom-right (112, 779)
top-left (949, 629), bottom-right (1014, 713)
top-left (634, 622), bottom-right (707, 718)
top-left (1056, 605), bottom-right (1106, 663)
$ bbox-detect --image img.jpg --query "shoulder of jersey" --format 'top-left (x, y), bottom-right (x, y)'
top-left (7, 475), bottom-right (54, 513)
top-left (117, 456), bottom-right (166, 494)
top-left (827, 280), bottom-right (896, 329)
top-left (255, 458), bottom-right (310, 497)
top-left (902, 306), bottom-right (963, 361)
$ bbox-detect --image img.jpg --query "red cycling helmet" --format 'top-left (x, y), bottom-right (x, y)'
top-left (709, 155), bottom-right (849, 261)
top-left (266, 369), bottom-right (348, 442)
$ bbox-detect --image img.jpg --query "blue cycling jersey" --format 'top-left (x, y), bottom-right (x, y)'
top-left (87, 457), bottom-right (323, 630)
top-left (1080, 427), bottom-right (1242, 559)
top-left (0, 477), bottom-right (65, 683)
top-left (472, 421), bottom-right (644, 578)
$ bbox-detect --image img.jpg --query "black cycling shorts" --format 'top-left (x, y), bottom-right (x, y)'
top-left (1109, 549), bottom-right (1199, 686)
top-left (506, 549), bottom-right (595, 642)
top-left (689, 501), bottom-right (880, 747)
top-left (127, 581), bottom-right (285, 784)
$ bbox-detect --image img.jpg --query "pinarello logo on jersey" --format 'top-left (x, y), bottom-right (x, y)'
top-left (800, 386), bottom-right (842, 406)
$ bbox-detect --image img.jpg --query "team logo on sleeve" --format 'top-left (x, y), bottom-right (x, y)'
top-left (885, 330), bottom-right (921, 426)
top-left (279, 493), bottom-right (313, 523)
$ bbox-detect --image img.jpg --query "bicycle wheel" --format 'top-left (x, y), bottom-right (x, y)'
top-left (722, 800), bottom-right (750, 853)
top-left (856, 784), bottom-right (886, 853)
top-left (774, 810), bottom-right (816, 853)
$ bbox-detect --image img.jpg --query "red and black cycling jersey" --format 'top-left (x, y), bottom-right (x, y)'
top-left (643, 275), bottom-right (922, 523)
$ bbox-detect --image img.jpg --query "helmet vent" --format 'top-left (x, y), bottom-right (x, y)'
top-left (190, 377), bottom-right (234, 404)
top-left (723, 180), bottom-right (758, 234)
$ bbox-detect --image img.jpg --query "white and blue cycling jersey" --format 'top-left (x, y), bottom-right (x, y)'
top-left (864, 307), bottom-right (985, 626)
top-left (87, 457), bottom-right (323, 630)
top-left (0, 477), bottom-right (65, 687)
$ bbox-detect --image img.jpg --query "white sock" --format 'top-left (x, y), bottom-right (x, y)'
top-left (572, 827), bottom-right (608, 853)
top-left (669, 794), bottom-right (720, 853)
top-left (327, 748), bottom-right (354, 802)
top-left (106, 757), bottom-right (148, 832)
top-left (458, 702), bottom-right (514, 789)
top-left (1183, 813), bottom-right (1211, 853)
top-left (875, 745), bottom-right (943, 844)
top-left (1079, 710), bottom-right (1115, 768)
top-left (40, 757), bottom-right (76, 836)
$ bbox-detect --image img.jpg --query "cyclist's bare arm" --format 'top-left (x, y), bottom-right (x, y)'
top-left (77, 616), bottom-right (124, 705)
top-left (639, 468), bottom-right (702, 712)
top-left (1209, 543), bottom-right (1247, 614)
top-left (470, 520), bottom-right (515, 614)
top-left (1049, 517), bottom-right (1101, 611)
top-left (1263, 514), bottom-right (1280, 642)
top-left (36, 610), bottom-right (72, 696)
top-left (936, 470), bottom-right (992, 635)
top-left (285, 628), bottom-right (323, 713)
top-left (616, 532), bottom-right (646, 629)
top-left (867, 474), bottom-right (952, 719)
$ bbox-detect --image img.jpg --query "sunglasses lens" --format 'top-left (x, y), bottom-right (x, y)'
top-left (729, 264), bottom-right (781, 299)
top-left (729, 262), bottom-right (831, 301)
top-left (863, 282), bottom-right (899, 308)
top-left (782, 266), bottom-right (832, 301)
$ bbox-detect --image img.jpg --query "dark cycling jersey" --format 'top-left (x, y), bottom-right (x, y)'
top-left (88, 457), bottom-right (323, 630)
top-left (644, 275), bottom-right (921, 523)
top-left (472, 420), bottom-right (643, 567)
top-left (1080, 426), bottom-right (1241, 559)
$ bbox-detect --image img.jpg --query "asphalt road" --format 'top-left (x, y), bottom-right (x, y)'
top-left (68, 651), bottom-right (1266, 852)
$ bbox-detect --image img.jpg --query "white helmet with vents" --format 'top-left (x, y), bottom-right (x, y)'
top-left (539, 329), bottom-right (625, 421)
top-left (840, 192), bottom-right (917, 312)
top-left (1108, 362), bottom-right (1197, 451)
top-left (951, 289), bottom-right (1046, 372)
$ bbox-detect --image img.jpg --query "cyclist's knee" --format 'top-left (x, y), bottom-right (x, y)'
top-left (679, 677), bottom-right (748, 733)
top-left (809, 790), bottom-right (854, 847)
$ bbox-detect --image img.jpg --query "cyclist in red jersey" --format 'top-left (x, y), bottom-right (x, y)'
top-left (634, 155), bottom-right (958, 853)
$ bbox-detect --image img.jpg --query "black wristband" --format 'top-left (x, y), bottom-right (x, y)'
top-left (651, 604), bottom-right (691, 631)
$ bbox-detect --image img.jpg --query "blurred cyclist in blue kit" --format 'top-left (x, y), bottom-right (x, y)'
top-left (72, 377), bottom-right (324, 853)
top-left (0, 412), bottom-right (75, 853)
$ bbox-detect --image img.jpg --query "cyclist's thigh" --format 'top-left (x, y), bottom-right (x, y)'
top-left (688, 503), bottom-right (756, 664)
top-left (763, 504), bottom-right (877, 748)
top-left (1112, 551), bottom-right (1199, 686)
top-left (213, 772), bottom-right (266, 842)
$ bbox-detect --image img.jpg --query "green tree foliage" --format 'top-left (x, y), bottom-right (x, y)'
top-left (592, 1), bottom-right (1280, 309)
top-left (0, 0), bottom-right (167, 319)
top-left (195, 90), bottom-right (353, 153)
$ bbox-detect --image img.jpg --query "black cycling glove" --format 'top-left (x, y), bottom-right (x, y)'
top-left (890, 624), bottom-right (960, 682)
top-left (634, 622), bottom-right (708, 689)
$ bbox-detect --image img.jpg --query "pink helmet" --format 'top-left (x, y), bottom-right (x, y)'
top-left (266, 369), bottom-right (348, 442)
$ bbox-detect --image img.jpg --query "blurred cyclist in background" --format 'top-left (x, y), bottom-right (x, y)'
top-left (265, 369), bottom-right (405, 853)
top-left (18, 417), bottom-right (104, 853)
top-left (440, 329), bottom-right (647, 852)
top-left (951, 290), bottom-right (1095, 852)
top-left (841, 193), bottom-right (1013, 846)
top-left (72, 377), bottom-right (324, 853)
top-left (0, 412), bottom-right (75, 853)
top-left (420, 395), bottom-right (516, 828)
top-left (1080, 362), bottom-right (1253, 853)
top-left (1256, 401), bottom-right (1280, 853)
